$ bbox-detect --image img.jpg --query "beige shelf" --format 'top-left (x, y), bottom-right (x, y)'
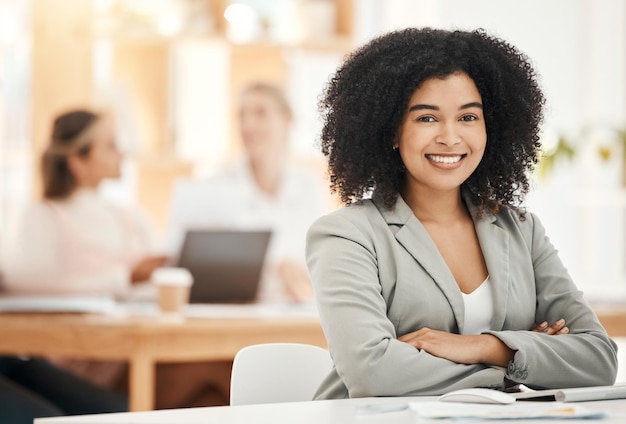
top-left (29, 0), bottom-right (354, 226)
top-left (98, 0), bottom-right (353, 47)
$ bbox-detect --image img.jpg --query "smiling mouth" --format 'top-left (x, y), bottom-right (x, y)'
top-left (425, 154), bottom-right (467, 164)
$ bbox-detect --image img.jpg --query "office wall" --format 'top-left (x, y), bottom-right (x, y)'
top-left (2, 1), bottom-right (626, 295)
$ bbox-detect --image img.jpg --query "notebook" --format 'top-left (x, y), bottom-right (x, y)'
top-left (512, 384), bottom-right (626, 402)
top-left (176, 229), bottom-right (272, 303)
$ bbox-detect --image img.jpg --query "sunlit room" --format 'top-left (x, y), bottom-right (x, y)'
top-left (1, 0), bottom-right (626, 423)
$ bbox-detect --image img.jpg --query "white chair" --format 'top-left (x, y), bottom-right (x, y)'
top-left (230, 343), bottom-right (333, 406)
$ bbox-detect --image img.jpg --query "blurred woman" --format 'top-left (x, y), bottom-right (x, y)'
top-left (2, 109), bottom-right (167, 296)
top-left (1, 108), bottom-right (168, 393)
top-left (157, 83), bottom-right (329, 409)
top-left (168, 83), bottom-right (328, 303)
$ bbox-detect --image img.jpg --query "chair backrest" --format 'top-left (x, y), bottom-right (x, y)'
top-left (230, 343), bottom-right (333, 406)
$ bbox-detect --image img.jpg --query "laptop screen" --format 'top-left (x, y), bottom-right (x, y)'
top-left (177, 229), bottom-right (272, 303)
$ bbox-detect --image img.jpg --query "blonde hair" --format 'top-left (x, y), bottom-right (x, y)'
top-left (41, 109), bottom-right (101, 199)
top-left (241, 83), bottom-right (292, 118)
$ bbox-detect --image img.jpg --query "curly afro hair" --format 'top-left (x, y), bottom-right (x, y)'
top-left (319, 28), bottom-right (545, 216)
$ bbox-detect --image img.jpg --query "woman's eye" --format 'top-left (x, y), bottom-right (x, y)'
top-left (460, 114), bottom-right (478, 122)
top-left (416, 116), bottom-right (436, 123)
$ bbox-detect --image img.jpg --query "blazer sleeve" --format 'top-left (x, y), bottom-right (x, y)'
top-left (307, 212), bottom-right (506, 398)
top-left (485, 213), bottom-right (618, 389)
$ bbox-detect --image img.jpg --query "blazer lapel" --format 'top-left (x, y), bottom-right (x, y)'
top-left (377, 196), bottom-right (466, 332)
top-left (464, 193), bottom-right (510, 331)
top-left (377, 192), bottom-right (512, 333)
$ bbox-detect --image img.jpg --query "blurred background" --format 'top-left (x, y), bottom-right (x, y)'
top-left (0, 0), bottom-right (625, 300)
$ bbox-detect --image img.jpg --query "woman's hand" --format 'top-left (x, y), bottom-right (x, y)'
top-left (276, 259), bottom-right (314, 303)
top-left (130, 255), bottom-right (169, 284)
top-left (398, 328), bottom-right (514, 367)
top-left (531, 319), bottom-right (569, 335)
top-left (398, 319), bottom-right (569, 368)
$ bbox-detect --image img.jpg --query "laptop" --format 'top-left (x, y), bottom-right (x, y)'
top-left (176, 229), bottom-right (272, 303)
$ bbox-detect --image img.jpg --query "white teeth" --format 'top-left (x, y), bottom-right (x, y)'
top-left (427, 155), bottom-right (463, 164)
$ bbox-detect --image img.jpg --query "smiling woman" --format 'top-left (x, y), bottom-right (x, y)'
top-left (397, 73), bottom-right (489, 298)
top-left (306, 28), bottom-right (617, 400)
top-left (396, 73), bottom-right (487, 196)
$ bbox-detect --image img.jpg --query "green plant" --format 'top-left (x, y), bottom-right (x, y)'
top-left (536, 125), bottom-right (626, 180)
top-left (536, 135), bottom-right (576, 179)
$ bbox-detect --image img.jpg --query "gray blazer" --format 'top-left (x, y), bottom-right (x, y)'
top-left (306, 192), bottom-right (618, 399)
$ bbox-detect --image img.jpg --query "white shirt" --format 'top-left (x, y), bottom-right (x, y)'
top-left (461, 277), bottom-right (494, 335)
top-left (166, 160), bottom-right (328, 302)
top-left (1, 189), bottom-right (158, 297)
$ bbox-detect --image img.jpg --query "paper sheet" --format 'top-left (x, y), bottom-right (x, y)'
top-left (409, 401), bottom-right (605, 419)
top-left (0, 295), bottom-right (117, 314)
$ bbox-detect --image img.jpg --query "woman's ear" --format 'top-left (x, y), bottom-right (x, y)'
top-left (66, 154), bottom-right (86, 183)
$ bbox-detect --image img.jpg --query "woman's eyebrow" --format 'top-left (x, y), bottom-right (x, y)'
top-left (460, 101), bottom-right (483, 110)
top-left (408, 104), bottom-right (438, 112)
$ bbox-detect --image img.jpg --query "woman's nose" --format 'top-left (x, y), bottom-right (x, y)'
top-left (435, 124), bottom-right (461, 146)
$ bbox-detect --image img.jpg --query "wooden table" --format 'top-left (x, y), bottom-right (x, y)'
top-left (2, 302), bottom-right (623, 412)
top-left (0, 305), bottom-right (326, 411)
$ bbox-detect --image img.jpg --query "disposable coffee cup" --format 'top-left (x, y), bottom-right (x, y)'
top-left (151, 267), bottom-right (193, 313)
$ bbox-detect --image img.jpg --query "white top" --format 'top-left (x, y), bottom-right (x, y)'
top-left (461, 277), bottom-right (494, 335)
top-left (166, 160), bottom-right (328, 302)
top-left (1, 189), bottom-right (159, 297)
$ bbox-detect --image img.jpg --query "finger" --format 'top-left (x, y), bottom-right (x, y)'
top-left (531, 321), bottom-right (548, 332)
top-left (558, 327), bottom-right (569, 334)
top-left (398, 336), bottom-right (422, 349)
top-left (548, 318), bottom-right (566, 333)
top-left (398, 332), bottom-right (419, 342)
top-left (540, 319), bottom-right (566, 335)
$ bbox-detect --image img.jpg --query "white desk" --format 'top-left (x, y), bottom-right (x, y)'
top-left (35, 397), bottom-right (626, 424)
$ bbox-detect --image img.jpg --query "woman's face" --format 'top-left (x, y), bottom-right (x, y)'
top-left (397, 72), bottom-right (487, 195)
top-left (239, 89), bottom-right (290, 162)
top-left (71, 115), bottom-right (122, 187)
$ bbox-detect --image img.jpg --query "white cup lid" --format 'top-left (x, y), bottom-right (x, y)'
top-left (151, 267), bottom-right (193, 286)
